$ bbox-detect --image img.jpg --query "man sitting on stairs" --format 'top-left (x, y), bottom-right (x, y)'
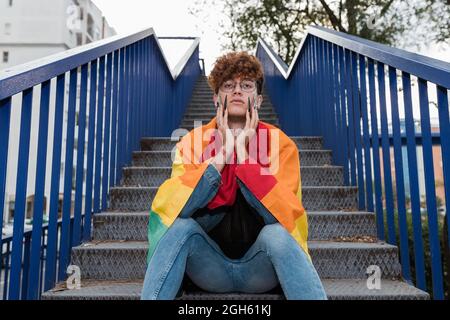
top-left (141, 51), bottom-right (327, 300)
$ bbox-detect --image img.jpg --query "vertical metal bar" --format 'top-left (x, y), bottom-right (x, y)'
top-left (125, 46), bottom-right (132, 165)
top-left (338, 46), bottom-right (349, 185)
top-left (333, 45), bottom-right (345, 170)
top-left (317, 39), bottom-right (325, 142)
top-left (8, 87), bottom-right (33, 299)
top-left (311, 37), bottom-right (318, 135)
top-left (351, 52), bottom-right (365, 210)
top-left (20, 234), bottom-right (31, 299)
top-left (304, 41), bottom-right (311, 135)
top-left (345, 49), bottom-right (356, 186)
top-left (27, 80), bottom-right (51, 299)
top-left (44, 74), bottom-right (65, 291)
top-left (368, 59), bottom-right (385, 240)
top-left (325, 41), bottom-right (336, 152)
top-left (436, 86), bottom-right (450, 248)
top-left (359, 56), bottom-right (374, 212)
top-left (332, 45), bottom-right (343, 169)
top-left (145, 37), bottom-right (150, 137)
top-left (377, 62), bottom-right (396, 244)
top-left (402, 72), bottom-right (426, 290)
top-left (388, 66), bottom-right (412, 282)
top-left (130, 44), bottom-right (136, 158)
top-left (0, 97), bottom-right (12, 274)
top-left (137, 41), bottom-right (143, 150)
top-left (101, 53), bottom-right (113, 211)
top-left (57, 68), bottom-right (78, 281)
top-left (3, 242), bottom-right (11, 299)
top-left (94, 56), bottom-right (106, 213)
top-left (418, 77), bottom-right (444, 299)
top-left (116, 48), bottom-right (126, 185)
top-left (38, 228), bottom-right (46, 298)
top-left (109, 50), bottom-right (119, 189)
top-left (83, 60), bottom-right (98, 241)
top-left (72, 64), bottom-right (88, 246)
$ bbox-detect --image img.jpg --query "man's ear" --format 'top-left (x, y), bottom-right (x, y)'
top-left (213, 94), bottom-right (218, 106)
top-left (257, 94), bottom-right (263, 108)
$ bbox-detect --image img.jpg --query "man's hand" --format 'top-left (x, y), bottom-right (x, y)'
top-left (235, 97), bottom-right (259, 164)
top-left (212, 95), bottom-right (234, 172)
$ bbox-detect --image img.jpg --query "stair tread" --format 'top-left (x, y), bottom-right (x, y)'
top-left (110, 185), bottom-right (358, 190)
top-left (132, 149), bottom-right (332, 154)
top-left (41, 279), bottom-right (429, 300)
top-left (122, 165), bottom-right (343, 169)
top-left (72, 240), bottom-right (396, 250)
top-left (96, 210), bottom-right (374, 216)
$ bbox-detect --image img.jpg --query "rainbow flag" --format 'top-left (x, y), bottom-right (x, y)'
top-left (147, 117), bottom-right (309, 263)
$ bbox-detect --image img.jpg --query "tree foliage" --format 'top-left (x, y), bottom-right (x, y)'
top-left (189, 0), bottom-right (450, 65)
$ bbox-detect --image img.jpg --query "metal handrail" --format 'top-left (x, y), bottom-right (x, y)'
top-left (258, 25), bottom-right (450, 88)
top-left (0, 28), bottom-right (200, 100)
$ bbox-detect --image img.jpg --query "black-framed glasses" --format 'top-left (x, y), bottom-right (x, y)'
top-left (219, 80), bottom-right (257, 93)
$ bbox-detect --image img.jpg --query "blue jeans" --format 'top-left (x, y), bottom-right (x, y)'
top-left (141, 217), bottom-right (327, 300)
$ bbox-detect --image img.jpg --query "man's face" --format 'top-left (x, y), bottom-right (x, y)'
top-left (214, 76), bottom-right (263, 118)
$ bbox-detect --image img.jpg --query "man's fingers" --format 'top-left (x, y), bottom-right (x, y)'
top-left (224, 107), bottom-right (228, 127)
top-left (245, 107), bottom-right (250, 129)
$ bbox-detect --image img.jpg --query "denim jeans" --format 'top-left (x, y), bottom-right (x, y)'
top-left (141, 164), bottom-right (327, 300)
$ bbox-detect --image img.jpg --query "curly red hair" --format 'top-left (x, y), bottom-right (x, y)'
top-left (207, 51), bottom-right (264, 94)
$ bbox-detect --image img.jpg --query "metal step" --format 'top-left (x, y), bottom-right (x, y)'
top-left (182, 112), bottom-right (278, 119)
top-left (109, 186), bottom-right (358, 212)
top-left (120, 165), bottom-right (344, 187)
top-left (91, 211), bottom-right (376, 242)
top-left (61, 240), bottom-right (401, 280)
top-left (139, 136), bottom-right (324, 151)
top-left (186, 106), bottom-right (274, 112)
top-left (131, 150), bottom-right (332, 167)
top-left (187, 101), bottom-right (274, 106)
top-left (189, 99), bottom-right (273, 104)
top-left (41, 279), bottom-right (429, 300)
top-left (181, 118), bottom-right (280, 127)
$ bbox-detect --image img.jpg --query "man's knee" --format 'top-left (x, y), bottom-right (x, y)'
top-left (257, 223), bottom-right (295, 255)
top-left (170, 217), bottom-right (203, 236)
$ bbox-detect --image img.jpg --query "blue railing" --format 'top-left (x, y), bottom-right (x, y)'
top-left (257, 26), bottom-right (450, 300)
top-left (0, 28), bottom-right (202, 300)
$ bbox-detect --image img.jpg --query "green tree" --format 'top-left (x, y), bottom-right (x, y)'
top-left (189, 0), bottom-right (450, 64)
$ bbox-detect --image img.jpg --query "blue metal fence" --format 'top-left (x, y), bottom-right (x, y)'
top-left (257, 26), bottom-right (450, 300)
top-left (0, 28), bottom-right (202, 300)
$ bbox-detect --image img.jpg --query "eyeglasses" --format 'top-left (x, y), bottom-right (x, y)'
top-left (219, 80), bottom-right (257, 93)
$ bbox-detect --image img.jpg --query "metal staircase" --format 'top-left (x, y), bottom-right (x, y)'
top-left (41, 77), bottom-right (430, 300)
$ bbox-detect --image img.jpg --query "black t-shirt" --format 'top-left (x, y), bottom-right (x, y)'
top-left (206, 187), bottom-right (265, 259)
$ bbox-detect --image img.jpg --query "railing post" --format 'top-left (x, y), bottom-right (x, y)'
top-left (358, 56), bottom-right (374, 213)
top-left (8, 87), bottom-right (33, 299)
top-left (350, 52), bottom-right (365, 210)
top-left (402, 72), bottom-right (426, 290)
top-left (44, 74), bottom-right (66, 291)
top-left (377, 62), bottom-right (396, 245)
top-left (27, 79), bottom-right (51, 299)
top-left (58, 68), bottom-right (78, 281)
top-left (0, 97), bottom-right (12, 276)
top-left (101, 53), bottom-right (113, 211)
top-left (83, 60), bottom-right (98, 242)
top-left (367, 59), bottom-right (385, 241)
top-left (418, 77), bottom-right (444, 299)
top-left (94, 56), bottom-right (106, 214)
top-left (388, 66), bottom-right (412, 282)
top-left (72, 64), bottom-right (88, 247)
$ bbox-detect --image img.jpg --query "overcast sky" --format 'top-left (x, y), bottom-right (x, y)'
top-left (91, 0), bottom-right (449, 78)
top-left (91, 0), bottom-right (226, 74)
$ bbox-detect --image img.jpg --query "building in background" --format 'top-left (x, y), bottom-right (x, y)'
top-left (0, 0), bottom-right (116, 235)
top-left (0, 0), bottom-right (115, 69)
